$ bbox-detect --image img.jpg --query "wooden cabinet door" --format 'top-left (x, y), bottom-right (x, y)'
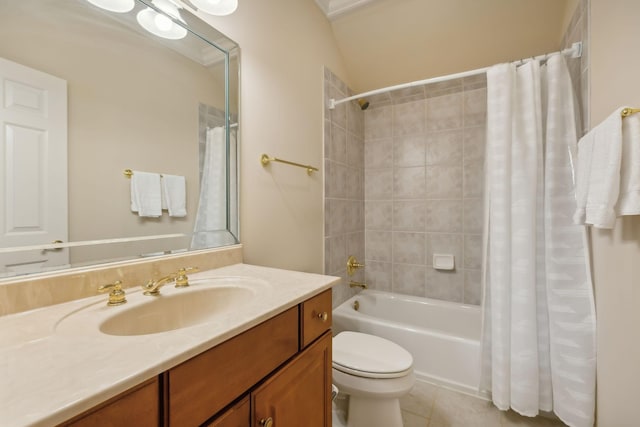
top-left (59, 378), bottom-right (159, 427)
top-left (252, 332), bottom-right (331, 427)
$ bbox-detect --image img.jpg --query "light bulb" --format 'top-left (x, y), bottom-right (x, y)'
top-left (85, 0), bottom-right (135, 13)
top-left (136, 4), bottom-right (187, 40)
top-left (154, 14), bottom-right (172, 31)
top-left (190, 0), bottom-right (238, 16)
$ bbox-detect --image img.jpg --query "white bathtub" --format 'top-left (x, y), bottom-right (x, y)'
top-left (332, 290), bottom-right (484, 396)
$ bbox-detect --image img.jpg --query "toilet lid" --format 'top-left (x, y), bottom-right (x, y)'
top-left (332, 331), bottom-right (413, 379)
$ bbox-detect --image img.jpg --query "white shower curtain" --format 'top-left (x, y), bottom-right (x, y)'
top-left (191, 126), bottom-right (229, 249)
top-left (480, 55), bottom-right (596, 427)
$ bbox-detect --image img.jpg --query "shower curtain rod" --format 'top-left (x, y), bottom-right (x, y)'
top-left (328, 41), bottom-right (583, 110)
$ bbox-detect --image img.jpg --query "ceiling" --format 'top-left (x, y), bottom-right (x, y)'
top-left (315, 0), bottom-right (575, 93)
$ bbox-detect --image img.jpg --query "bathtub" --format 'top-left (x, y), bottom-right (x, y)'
top-left (332, 290), bottom-right (484, 396)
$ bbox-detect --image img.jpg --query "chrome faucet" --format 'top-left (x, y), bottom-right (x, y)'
top-left (142, 273), bottom-right (177, 296)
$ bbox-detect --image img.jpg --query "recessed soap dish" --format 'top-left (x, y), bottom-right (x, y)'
top-left (433, 254), bottom-right (455, 270)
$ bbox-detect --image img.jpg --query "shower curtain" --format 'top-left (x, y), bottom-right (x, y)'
top-left (480, 55), bottom-right (596, 427)
top-left (191, 126), bottom-right (230, 249)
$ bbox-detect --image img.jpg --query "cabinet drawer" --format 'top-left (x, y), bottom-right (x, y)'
top-left (168, 307), bottom-right (298, 427)
top-left (300, 289), bottom-right (332, 348)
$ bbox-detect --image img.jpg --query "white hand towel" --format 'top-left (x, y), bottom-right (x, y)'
top-left (161, 174), bottom-right (187, 217)
top-left (573, 107), bottom-right (625, 228)
top-left (616, 113), bottom-right (640, 215)
top-left (130, 171), bottom-right (162, 217)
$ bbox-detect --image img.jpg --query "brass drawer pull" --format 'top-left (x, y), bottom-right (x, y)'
top-left (260, 417), bottom-right (274, 427)
top-left (317, 311), bottom-right (328, 322)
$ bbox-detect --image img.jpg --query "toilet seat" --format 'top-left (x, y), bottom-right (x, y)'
top-left (332, 331), bottom-right (413, 379)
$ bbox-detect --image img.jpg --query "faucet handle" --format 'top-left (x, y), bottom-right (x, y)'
top-left (346, 255), bottom-right (365, 276)
top-left (98, 280), bottom-right (127, 306)
top-left (175, 266), bottom-right (199, 288)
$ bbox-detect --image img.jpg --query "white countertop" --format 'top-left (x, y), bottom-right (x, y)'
top-left (0, 263), bottom-right (339, 427)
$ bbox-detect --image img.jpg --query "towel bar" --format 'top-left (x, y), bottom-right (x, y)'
top-left (621, 108), bottom-right (640, 118)
top-left (123, 169), bottom-right (163, 178)
top-left (260, 154), bottom-right (318, 175)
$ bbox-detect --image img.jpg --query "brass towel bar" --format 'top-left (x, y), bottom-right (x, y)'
top-left (260, 154), bottom-right (318, 175)
top-left (123, 169), bottom-right (163, 178)
top-left (621, 108), bottom-right (640, 118)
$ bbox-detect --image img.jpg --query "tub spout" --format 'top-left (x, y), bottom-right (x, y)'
top-left (349, 281), bottom-right (368, 289)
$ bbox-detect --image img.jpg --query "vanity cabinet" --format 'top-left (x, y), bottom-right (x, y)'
top-left (55, 289), bottom-right (332, 427)
top-left (171, 289), bottom-right (332, 427)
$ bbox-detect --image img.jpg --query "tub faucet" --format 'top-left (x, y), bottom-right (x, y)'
top-left (349, 280), bottom-right (368, 290)
top-left (142, 273), bottom-right (177, 296)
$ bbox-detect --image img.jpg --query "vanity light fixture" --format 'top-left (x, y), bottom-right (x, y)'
top-left (190, 0), bottom-right (238, 16)
top-left (137, 0), bottom-right (188, 40)
top-left (86, 0), bottom-right (135, 13)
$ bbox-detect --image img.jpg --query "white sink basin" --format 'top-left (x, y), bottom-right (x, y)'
top-left (55, 276), bottom-right (270, 337)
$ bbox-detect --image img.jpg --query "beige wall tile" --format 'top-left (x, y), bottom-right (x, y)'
top-left (394, 135), bottom-right (426, 167)
top-left (464, 234), bottom-right (483, 269)
top-left (365, 230), bottom-right (393, 262)
top-left (365, 105), bottom-right (393, 140)
top-left (426, 129), bottom-right (463, 166)
top-left (364, 138), bottom-right (393, 168)
top-left (425, 268), bottom-right (463, 302)
top-left (394, 201), bottom-right (426, 232)
top-left (426, 165), bottom-right (463, 199)
top-left (393, 232), bottom-right (426, 265)
top-left (463, 88), bottom-right (487, 127)
top-left (365, 200), bottom-right (393, 230)
top-left (393, 100), bottom-right (426, 137)
top-left (365, 168), bottom-right (393, 200)
top-left (364, 260), bottom-right (392, 292)
top-left (393, 264), bottom-right (427, 297)
top-left (394, 167), bottom-right (427, 199)
top-left (464, 269), bottom-right (482, 305)
top-left (426, 200), bottom-right (463, 233)
top-left (427, 93), bottom-right (463, 132)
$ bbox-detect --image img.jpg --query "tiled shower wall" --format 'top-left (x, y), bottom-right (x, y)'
top-left (362, 78), bottom-right (487, 305)
top-left (323, 68), bottom-right (365, 308)
top-left (324, 1), bottom-right (588, 307)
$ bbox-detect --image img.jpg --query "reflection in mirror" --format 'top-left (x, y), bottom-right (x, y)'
top-left (0, 0), bottom-right (239, 279)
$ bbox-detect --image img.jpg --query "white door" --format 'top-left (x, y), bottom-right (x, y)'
top-left (0, 57), bottom-right (68, 276)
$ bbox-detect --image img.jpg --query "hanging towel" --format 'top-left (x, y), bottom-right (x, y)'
top-left (573, 107), bottom-right (625, 228)
top-left (161, 174), bottom-right (187, 217)
top-left (130, 171), bottom-right (162, 217)
top-left (616, 113), bottom-right (640, 215)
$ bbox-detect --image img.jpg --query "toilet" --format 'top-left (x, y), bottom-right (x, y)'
top-left (332, 331), bottom-right (415, 427)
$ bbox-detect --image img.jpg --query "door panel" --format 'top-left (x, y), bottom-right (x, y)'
top-left (0, 56), bottom-right (68, 275)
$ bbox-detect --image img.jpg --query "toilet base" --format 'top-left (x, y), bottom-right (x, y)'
top-left (347, 396), bottom-right (403, 427)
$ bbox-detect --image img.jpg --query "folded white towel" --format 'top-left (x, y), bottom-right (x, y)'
top-left (130, 171), bottom-right (162, 217)
top-left (616, 113), bottom-right (640, 215)
top-left (573, 107), bottom-right (625, 228)
top-left (161, 174), bottom-right (187, 217)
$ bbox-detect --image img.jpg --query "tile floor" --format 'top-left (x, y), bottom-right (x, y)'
top-left (399, 380), bottom-right (568, 427)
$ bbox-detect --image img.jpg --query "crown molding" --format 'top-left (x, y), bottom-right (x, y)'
top-left (314, 0), bottom-right (380, 20)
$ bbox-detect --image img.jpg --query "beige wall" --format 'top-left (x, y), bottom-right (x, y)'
top-left (194, 0), bottom-right (349, 273)
top-left (330, 0), bottom-right (570, 93)
top-left (590, 1), bottom-right (640, 425)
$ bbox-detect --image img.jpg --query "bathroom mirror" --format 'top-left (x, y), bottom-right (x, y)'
top-left (0, 0), bottom-right (239, 279)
